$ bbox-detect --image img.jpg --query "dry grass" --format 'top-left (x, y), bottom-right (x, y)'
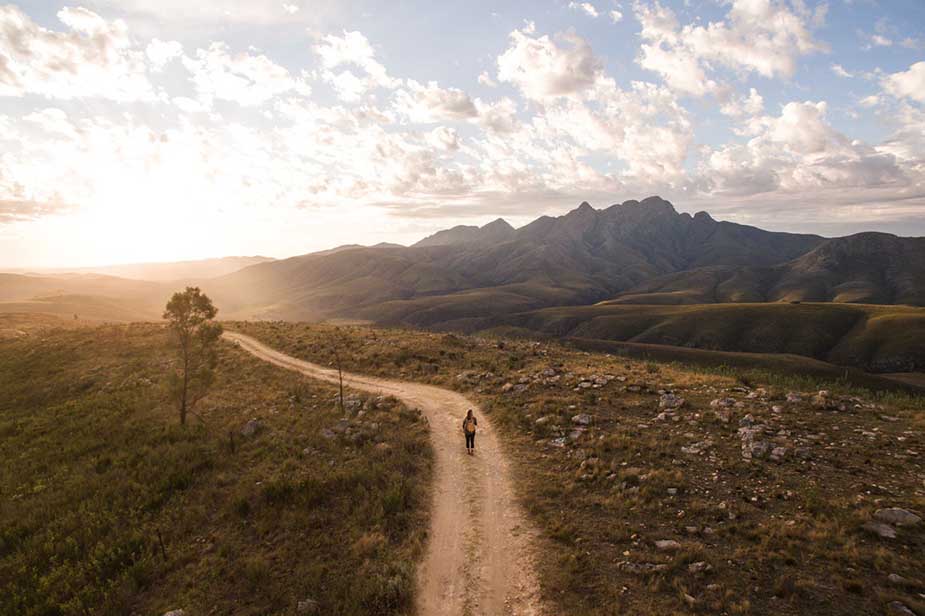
top-left (0, 319), bottom-right (432, 616)
top-left (234, 320), bottom-right (925, 616)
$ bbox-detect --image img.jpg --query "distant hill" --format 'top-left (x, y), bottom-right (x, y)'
top-left (414, 218), bottom-right (516, 247)
top-left (607, 232), bottom-right (925, 306)
top-left (6, 255), bottom-right (275, 281)
top-left (486, 302), bottom-right (925, 373)
top-left (211, 197), bottom-right (828, 322)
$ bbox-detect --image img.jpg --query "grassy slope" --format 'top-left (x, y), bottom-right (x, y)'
top-left (234, 321), bottom-right (925, 616)
top-left (491, 302), bottom-right (925, 373)
top-left (0, 322), bottom-right (432, 616)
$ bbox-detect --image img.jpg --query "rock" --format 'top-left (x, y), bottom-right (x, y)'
top-left (862, 521), bottom-right (897, 539)
top-left (770, 446), bottom-right (788, 462)
top-left (571, 413), bottom-right (593, 425)
top-left (744, 440), bottom-right (770, 460)
top-left (887, 601), bottom-right (916, 616)
top-left (710, 397), bottom-right (736, 408)
top-left (785, 392), bottom-right (802, 403)
top-left (535, 415), bottom-right (555, 426)
top-left (739, 414), bottom-right (755, 427)
top-left (688, 561), bottom-right (711, 575)
top-left (618, 561), bottom-right (668, 574)
top-left (241, 419), bottom-right (263, 437)
top-left (654, 539), bottom-right (681, 551)
top-left (712, 409), bottom-right (732, 423)
top-left (682, 439), bottom-right (714, 455)
top-left (297, 599), bottom-right (319, 614)
top-left (501, 382), bottom-right (514, 393)
top-left (163, 611), bottom-right (185, 616)
top-left (874, 508), bottom-right (922, 527)
top-left (549, 437), bottom-right (567, 448)
top-left (667, 487), bottom-right (678, 496)
top-left (682, 593), bottom-right (697, 607)
top-left (320, 428), bottom-right (337, 440)
top-left (811, 390), bottom-right (843, 411)
top-left (739, 425), bottom-right (770, 460)
top-left (887, 573), bottom-right (908, 585)
top-left (659, 393), bottom-right (685, 409)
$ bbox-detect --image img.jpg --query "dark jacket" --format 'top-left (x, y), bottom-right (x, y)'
top-left (462, 415), bottom-right (478, 433)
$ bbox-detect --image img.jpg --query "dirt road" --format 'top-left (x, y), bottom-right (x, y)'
top-left (224, 331), bottom-right (546, 616)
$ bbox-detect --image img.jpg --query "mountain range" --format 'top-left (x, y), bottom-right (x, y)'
top-left (207, 196), bottom-right (923, 326)
top-left (2, 196), bottom-right (923, 372)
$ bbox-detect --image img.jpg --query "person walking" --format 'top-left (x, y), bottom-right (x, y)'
top-left (462, 409), bottom-right (478, 455)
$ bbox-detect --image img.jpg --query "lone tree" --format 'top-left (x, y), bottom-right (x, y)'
top-left (163, 287), bottom-right (223, 425)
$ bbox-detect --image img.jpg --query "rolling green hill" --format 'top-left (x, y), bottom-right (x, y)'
top-left (490, 303), bottom-right (925, 373)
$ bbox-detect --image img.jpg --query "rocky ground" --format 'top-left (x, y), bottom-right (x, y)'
top-left (237, 321), bottom-right (924, 616)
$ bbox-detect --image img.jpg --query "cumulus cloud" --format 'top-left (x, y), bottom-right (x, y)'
top-left (497, 26), bottom-right (604, 100)
top-left (635, 0), bottom-right (827, 97)
top-left (146, 38), bottom-right (183, 71)
top-left (700, 100), bottom-right (911, 197)
top-left (882, 61), bottom-right (925, 103)
top-left (313, 30), bottom-right (398, 101)
top-left (393, 80), bottom-right (478, 122)
top-left (610, 10), bottom-right (624, 23)
top-left (182, 42), bottom-right (312, 107)
top-left (1, 0), bottom-right (922, 244)
top-left (720, 88), bottom-right (765, 117)
top-left (0, 5), bottom-right (154, 101)
top-left (569, 2), bottom-right (600, 18)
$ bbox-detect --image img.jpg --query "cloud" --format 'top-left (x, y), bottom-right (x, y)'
top-left (700, 100), bottom-right (912, 198)
top-left (831, 63), bottom-right (853, 78)
top-left (393, 80), bottom-right (479, 122)
top-left (635, 0), bottom-right (827, 97)
top-left (182, 42), bottom-right (311, 107)
top-left (497, 26), bottom-right (604, 100)
top-left (882, 61), bottom-right (925, 103)
top-left (569, 2), bottom-right (600, 18)
top-left (610, 10), bottom-right (624, 23)
top-left (720, 88), bottom-right (765, 117)
top-left (474, 97), bottom-right (520, 134)
top-left (0, 5), bottom-right (154, 101)
top-left (146, 38), bottom-right (183, 71)
top-left (478, 71), bottom-right (498, 87)
top-left (313, 30), bottom-right (399, 101)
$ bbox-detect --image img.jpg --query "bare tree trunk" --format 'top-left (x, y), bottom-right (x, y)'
top-left (335, 349), bottom-right (345, 415)
top-left (180, 344), bottom-right (189, 425)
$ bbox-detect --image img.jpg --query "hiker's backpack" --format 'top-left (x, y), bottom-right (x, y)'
top-left (464, 418), bottom-right (476, 434)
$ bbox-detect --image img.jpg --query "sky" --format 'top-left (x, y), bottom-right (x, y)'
top-left (1, 0), bottom-right (924, 268)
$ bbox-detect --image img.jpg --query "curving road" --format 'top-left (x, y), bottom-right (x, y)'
top-left (224, 331), bottom-right (546, 616)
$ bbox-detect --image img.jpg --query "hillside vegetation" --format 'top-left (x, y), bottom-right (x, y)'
top-left (0, 321), bottom-right (432, 616)
top-left (491, 302), bottom-right (925, 373)
top-left (234, 320), bottom-right (925, 616)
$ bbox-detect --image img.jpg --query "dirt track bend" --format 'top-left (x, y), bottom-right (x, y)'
top-left (224, 331), bottom-right (546, 616)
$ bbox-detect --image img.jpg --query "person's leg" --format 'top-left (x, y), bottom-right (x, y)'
top-left (470, 432), bottom-right (475, 452)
